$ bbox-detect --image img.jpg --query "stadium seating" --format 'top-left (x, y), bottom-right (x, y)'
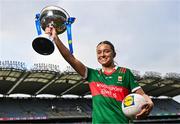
top-left (0, 97), bottom-right (179, 123)
top-left (151, 98), bottom-right (180, 116)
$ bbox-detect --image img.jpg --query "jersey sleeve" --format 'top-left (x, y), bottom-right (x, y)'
top-left (82, 66), bottom-right (88, 79)
top-left (126, 69), bottom-right (141, 92)
top-left (83, 67), bottom-right (97, 82)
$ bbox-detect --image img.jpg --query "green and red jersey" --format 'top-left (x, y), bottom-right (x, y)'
top-left (85, 66), bottom-right (141, 123)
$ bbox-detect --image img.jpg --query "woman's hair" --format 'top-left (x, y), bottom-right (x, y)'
top-left (97, 40), bottom-right (116, 57)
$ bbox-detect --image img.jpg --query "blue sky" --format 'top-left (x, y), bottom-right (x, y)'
top-left (0, 0), bottom-right (180, 101)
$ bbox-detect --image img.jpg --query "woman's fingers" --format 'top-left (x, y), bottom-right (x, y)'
top-left (136, 103), bottom-right (152, 119)
top-left (45, 27), bottom-right (53, 34)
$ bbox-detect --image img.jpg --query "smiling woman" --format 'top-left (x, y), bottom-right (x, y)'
top-left (44, 26), bottom-right (154, 123)
top-left (96, 41), bottom-right (116, 68)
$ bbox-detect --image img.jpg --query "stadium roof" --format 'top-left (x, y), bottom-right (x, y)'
top-left (0, 61), bottom-right (180, 97)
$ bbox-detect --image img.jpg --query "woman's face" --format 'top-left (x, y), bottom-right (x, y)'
top-left (96, 43), bottom-right (114, 67)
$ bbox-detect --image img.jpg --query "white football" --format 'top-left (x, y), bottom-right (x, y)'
top-left (122, 93), bottom-right (146, 119)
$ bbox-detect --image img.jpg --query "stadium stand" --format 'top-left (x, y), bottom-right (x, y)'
top-left (0, 97), bottom-right (179, 123)
top-left (0, 60), bottom-right (180, 123)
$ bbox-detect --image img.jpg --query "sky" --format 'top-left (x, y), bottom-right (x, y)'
top-left (0, 0), bottom-right (180, 101)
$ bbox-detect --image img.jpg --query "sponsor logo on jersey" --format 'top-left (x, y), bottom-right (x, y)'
top-left (105, 76), bottom-right (112, 79)
top-left (89, 82), bottom-right (129, 101)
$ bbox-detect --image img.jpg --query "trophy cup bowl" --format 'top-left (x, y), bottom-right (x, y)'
top-left (32, 6), bottom-right (70, 55)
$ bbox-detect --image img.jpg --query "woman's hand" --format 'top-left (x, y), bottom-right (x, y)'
top-left (135, 89), bottom-right (154, 119)
top-left (136, 102), bottom-right (154, 119)
top-left (136, 94), bottom-right (154, 119)
top-left (45, 26), bottom-right (58, 41)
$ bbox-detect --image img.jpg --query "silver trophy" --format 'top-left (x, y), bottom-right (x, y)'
top-left (32, 6), bottom-right (73, 55)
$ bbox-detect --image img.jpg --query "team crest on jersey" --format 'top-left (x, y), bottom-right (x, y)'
top-left (117, 76), bottom-right (123, 84)
top-left (118, 76), bottom-right (122, 82)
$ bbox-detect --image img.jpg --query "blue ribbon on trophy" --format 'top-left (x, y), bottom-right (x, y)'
top-left (32, 6), bottom-right (75, 55)
top-left (35, 13), bottom-right (42, 35)
top-left (65, 17), bottom-right (75, 54)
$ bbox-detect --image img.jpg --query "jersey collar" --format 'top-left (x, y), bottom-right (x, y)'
top-left (102, 66), bottom-right (118, 75)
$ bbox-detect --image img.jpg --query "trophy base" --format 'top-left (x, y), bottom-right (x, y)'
top-left (32, 36), bottom-right (54, 55)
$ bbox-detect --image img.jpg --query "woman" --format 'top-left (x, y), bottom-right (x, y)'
top-left (45, 27), bottom-right (154, 123)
